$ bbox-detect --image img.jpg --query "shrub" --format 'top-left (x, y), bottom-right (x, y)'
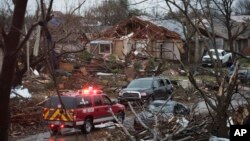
top-left (78, 51), bottom-right (93, 62)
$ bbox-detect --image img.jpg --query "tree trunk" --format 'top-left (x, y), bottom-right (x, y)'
top-left (213, 113), bottom-right (229, 137)
top-left (13, 67), bottom-right (27, 87)
top-left (181, 42), bottom-right (189, 65)
top-left (0, 0), bottom-right (28, 140)
top-left (212, 105), bottom-right (229, 138)
top-left (0, 55), bottom-right (17, 141)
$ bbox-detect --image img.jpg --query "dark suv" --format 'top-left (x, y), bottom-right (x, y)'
top-left (118, 77), bottom-right (173, 103)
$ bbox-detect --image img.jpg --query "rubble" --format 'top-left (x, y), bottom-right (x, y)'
top-left (9, 98), bottom-right (45, 137)
top-left (9, 51), bottom-right (248, 140)
top-left (10, 86), bottom-right (31, 99)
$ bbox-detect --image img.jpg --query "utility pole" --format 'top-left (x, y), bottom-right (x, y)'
top-left (25, 24), bottom-right (30, 76)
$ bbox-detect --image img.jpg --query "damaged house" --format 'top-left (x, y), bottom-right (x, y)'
top-left (192, 15), bottom-right (250, 63)
top-left (50, 12), bottom-right (89, 54)
top-left (46, 12), bottom-right (89, 72)
top-left (88, 16), bottom-right (184, 61)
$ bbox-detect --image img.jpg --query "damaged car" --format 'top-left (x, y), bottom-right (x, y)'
top-left (133, 100), bottom-right (190, 131)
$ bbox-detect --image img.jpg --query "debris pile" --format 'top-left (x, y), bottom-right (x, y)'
top-left (8, 50), bottom-right (236, 140)
top-left (9, 98), bottom-right (45, 137)
top-left (116, 114), bottom-right (211, 141)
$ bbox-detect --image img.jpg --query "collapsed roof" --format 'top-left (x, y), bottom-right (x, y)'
top-left (96, 16), bottom-right (181, 40)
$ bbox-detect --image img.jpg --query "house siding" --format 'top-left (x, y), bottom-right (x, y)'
top-left (238, 39), bottom-right (248, 53)
top-left (114, 40), bottom-right (124, 59)
top-left (147, 40), bottom-right (181, 60)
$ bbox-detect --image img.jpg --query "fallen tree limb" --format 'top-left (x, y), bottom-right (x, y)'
top-left (128, 102), bottom-right (161, 141)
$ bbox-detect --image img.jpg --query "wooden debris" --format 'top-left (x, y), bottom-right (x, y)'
top-left (9, 99), bottom-right (46, 137)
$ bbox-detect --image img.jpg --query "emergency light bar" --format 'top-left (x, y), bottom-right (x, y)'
top-left (79, 86), bottom-right (102, 95)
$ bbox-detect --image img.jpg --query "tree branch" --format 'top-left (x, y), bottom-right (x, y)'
top-left (128, 102), bottom-right (160, 141)
top-left (69, 0), bottom-right (86, 15)
top-left (13, 22), bottom-right (39, 56)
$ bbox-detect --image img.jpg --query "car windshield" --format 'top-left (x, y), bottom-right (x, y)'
top-left (148, 102), bottom-right (174, 113)
top-left (127, 79), bottom-right (152, 89)
top-left (44, 96), bottom-right (77, 109)
top-left (206, 51), bottom-right (221, 56)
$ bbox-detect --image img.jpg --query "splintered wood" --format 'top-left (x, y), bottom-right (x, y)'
top-left (9, 98), bottom-right (45, 137)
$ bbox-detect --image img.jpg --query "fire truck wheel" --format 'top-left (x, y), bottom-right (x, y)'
top-left (115, 112), bottom-right (124, 124)
top-left (50, 129), bottom-right (59, 136)
top-left (82, 118), bottom-right (93, 133)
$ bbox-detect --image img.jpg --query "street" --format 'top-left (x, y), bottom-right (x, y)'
top-left (17, 125), bottom-right (115, 141)
top-left (16, 116), bottom-right (135, 141)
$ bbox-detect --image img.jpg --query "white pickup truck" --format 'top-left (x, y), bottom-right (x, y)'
top-left (202, 49), bottom-right (232, 66)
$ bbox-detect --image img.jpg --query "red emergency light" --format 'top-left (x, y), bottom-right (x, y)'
top-left (79, 86), bottom-right (102, 95)
top-left (83, 89), bottom-right (90, 94)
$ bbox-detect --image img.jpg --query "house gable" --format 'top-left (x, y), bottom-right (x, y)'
top-left (97, 16), bottom-right (181, 40)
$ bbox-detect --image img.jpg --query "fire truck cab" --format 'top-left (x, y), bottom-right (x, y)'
top-left (42, 87), bottom-right (125, 135)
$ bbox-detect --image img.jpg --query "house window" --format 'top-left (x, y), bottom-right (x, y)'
top-left (99, 43), bottom-right (112, 54)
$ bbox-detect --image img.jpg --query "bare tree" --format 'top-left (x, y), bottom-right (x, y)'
top-left (5, 0), bottom-right (89, 87)
top-left (62, 0), bottom-right (86, 15)
top-left (164, 0), bottom-right (250, 138)
top-left (0, 0), bottom-right (89, 139)
top-left (0, 1), bottom-right (28, 140)
top-left (234, 0), bottom-right (250, 15)
top-left (84, 0), bottom-right (141, 26)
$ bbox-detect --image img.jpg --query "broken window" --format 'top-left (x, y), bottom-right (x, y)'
top-left (99, 43), bottom-right (112, 54)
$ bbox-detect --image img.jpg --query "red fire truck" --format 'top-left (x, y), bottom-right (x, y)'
top-left (42, 87), bottom-right (125, 135)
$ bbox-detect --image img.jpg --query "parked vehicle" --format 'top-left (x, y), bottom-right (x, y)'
top-left (228, 66), bottom-right (250, 84)
top-left (238, 69), bottom-right (250, 84)
top-left (42, 87), bottom-right (125, 135)
top-left (133, 100), bottom-right (190, 131)
top-left (118, 77), bottom-right (174, 104)
top-left (202, 49), bottom-right (232, 67)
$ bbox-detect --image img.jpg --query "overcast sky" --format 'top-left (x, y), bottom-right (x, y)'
top-left (26, 0), bottom-right (167, 15)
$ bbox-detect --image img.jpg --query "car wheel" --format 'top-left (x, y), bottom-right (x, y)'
top-left (115, 112), bottom-right (125, 124)
top-left (82, 118), bottom-right (93, 134)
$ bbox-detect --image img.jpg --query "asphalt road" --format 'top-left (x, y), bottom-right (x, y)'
top-left (17, 125), bottom-right (115, 141)
top-left (16, 116), bottom-right (135, 141)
